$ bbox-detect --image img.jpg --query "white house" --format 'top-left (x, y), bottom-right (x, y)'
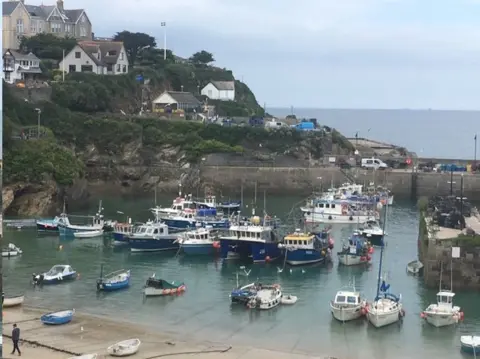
top-left (201, 81), bottom-right (235, 101)
top-left (59, 40), bottom-right (129, 75)
top-left (152, 91), bottom-right (201, 114)
top-left (2, 49), bottom-right (42, 84)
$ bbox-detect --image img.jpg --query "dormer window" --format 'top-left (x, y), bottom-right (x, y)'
top-left (108, 50), bottom-right (117, 56)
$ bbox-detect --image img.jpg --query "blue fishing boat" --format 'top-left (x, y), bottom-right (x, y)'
top-left (219, 211), bottom-right (282, 263)
top-left (461, 336), bottom-right (480, 355)
top-left (161, 209), bottom-right (229, 231)
top-left (281, 227), bottom-right (334, 266)
top-left (230, 267), bottom-right (257, 304)
top-left (36, 216), bottom-right (61, 231)
top-left (127, 221), bottom-right (179, 252)
top-left (32, 265), bottom-right (77, 285)
top-left (96, 265), bottom-right (130, 291)
top-left (337, 231), bottom-right (373, 266)
top-left (40, 309), bottom-right (75, 325)
top-left (180, 225), bottom-right (217, 255)
top-left (112, 221), bottom-right (139, 246)
top-left (57, 201), bottom-right (105, 236)
top-left (217, 200), bottom-right (241, 211)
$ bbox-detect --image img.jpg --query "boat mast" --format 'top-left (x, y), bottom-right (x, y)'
top-left (439, 261), bottom-right (443, 292)
top-left (240, 182), bottom-right (244, 210)
top-left (154, 185), bottom-right (157, 207)
top-left (376, 203), bottom-right (388, 299)
top-left (254, 181), bottom-right (257, 206)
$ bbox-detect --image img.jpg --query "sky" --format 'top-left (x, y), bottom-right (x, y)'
top-left (64, 0), bottom-right (480, 110)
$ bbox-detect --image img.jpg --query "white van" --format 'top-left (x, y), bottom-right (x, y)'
top-left (361, 157), bottom-right (388, 170)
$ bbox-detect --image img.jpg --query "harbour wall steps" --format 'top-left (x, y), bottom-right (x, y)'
top-left (200, 166), bottom-right (480, 200)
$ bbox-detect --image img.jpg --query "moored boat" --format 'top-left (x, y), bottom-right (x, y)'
top-left (281, 294), bottom-right (298, 305)
top-left (421, 291), bottom-right (464, 327)
top-left (2, 243), bottom-right (23, 257)
top-left (179, 225), bottom-right (216, 255)
top-left (40, 309), bottom-right (75, 325)
top-left (337, 231), bottom-right (373, 266)
top-left (112, 221), bottom-right (137, 246)
top-left (330, 286), bottom-right (367, 322)
top-left (127, 221), bottom-right (179, 252)
top-left (406, 260), bottom-right (424, 275)
top-left (302, 198), bottom-right (377, 224)
top-left (280, 227), bottom-right (333, 266)
top-left (57, 201), bottom-right (105, 236)
top-left (247, 285), bottom-right (282, 310)
top-left (143, 274), bottom-right (186, 296)
top-left (96, 265), bottom-right (130, 291)
top-left (68, 354), bottom-right (98, 359)
top-left (36, 216), bottom-right (61, 231)
top-left (160, 208), bottom-right (229, 231)
top-left (74, 229), bottom-right (104, 238)
top-left (460, 336), bottom-right (480, 355)
top-left (358, 220), bottom-right (385, 246)
top-left (217, 200), bottom-right (241, 211)
top-left (107, 338), bottom-right (141, 357)
top-left (2, 294), bottom-right (24, 308)
top-left (33, 264), bottom-right (77, 285)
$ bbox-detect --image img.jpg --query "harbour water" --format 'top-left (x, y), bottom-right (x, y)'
top-left (3, 194), bottom-right (480, 359)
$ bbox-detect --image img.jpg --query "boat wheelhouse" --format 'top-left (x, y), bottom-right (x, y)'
top-left (281, 228), bottom-right (333, 266)
top-left (180, 225), bottom-right (216, 255)
top-left (330, 290), bottom-right (367, 322)
top-left (127, 222), bottom-right (179, 252)
top-left (337, 231), bottom-right (373, 266)
top-left (358, 219), bottom-right (385, 246)
top-left (422, 291), bottom-right (464, 327)
top-left (112, 222), bottom-right (138, 246)
top-left (302, 199), bottom-right (377, 224)
top-left (150, 195), bottom-right (195, 218)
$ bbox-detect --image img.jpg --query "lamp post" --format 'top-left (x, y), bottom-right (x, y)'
top-left (475, 133), bottom-right (477, 163)
top-left (34, 108), bottom-right (41, 139)
top-left (459, 173), bottom-right (464, 229)
top-left (447, 170), bottom-right (455, 196)
top-left (181, 85), bottom-right (184, 92)
top-left (161, 22), bottom-right (167, 60)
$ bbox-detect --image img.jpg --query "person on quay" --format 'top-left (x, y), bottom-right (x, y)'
top-left (11, 323), bottom-right (21, 356)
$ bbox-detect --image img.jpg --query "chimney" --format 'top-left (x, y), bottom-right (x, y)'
top-left (57, 0), bottom-right (64, 12)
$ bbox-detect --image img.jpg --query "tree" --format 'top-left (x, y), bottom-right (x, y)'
top-left (19, 33), bottom-right (77, 60)
top-left (189, 50), bottom-right (215, 66)
top-left (138, 48), bottom-right (174, 67)
top-left (113, 31), bottom-right (156, 67)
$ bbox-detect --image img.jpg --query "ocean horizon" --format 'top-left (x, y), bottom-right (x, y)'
top-left (270, 107), bottom-right (480, 160)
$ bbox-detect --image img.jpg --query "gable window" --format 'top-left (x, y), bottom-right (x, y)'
top-left (120, 52), bottom-right (124, 60)
top-left (75, 52), bottom-right (81, 59)
top-left (122, 65), bottom-right (127, 73)
top-left (108, 50), bottom-right (117, 56)
top-left (16, 19), bottom-right (24, 34)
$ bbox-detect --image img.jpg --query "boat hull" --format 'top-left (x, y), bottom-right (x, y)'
top-left (129, 236), bottom-right (179, 252)
top-left (219, 239), bottom-right (282, 263)
top-left (35, 272), bottom-right (77, 285)
top-left (36, 221), bottom-right (59, 231)
top-left (286, 249), bottom-right (325, 266)
top-left (40, 310), bottom-right (75, 325)
top-left (338, 254), bottom-right (369, 266)
top-left (304, 213), bottom-right (375, 224)
top-left (112, 232), bottom-right (129, 246)
top-left (366, 301), bottom-right (403, 328)
top-left (2, 251), bottom-right (20, 257)
top-left (361, 233), bottom-right (384, 246)
top-left (162, 218), bottom-right (229, 231)
top-left (182, 243), bottom-right (214, 255)
top-left (461, 336), bottom-right (480, 355)
top-left (59, 225), bottom-right (103, 236)
top-left (98, 280), bottom-right (130, 292)
top-left (144, 285), bottom-right (186, 296)
top-left (330, 304), bottom-right (364, 322)
top-left (424, 313), bottom-right (458, 327)
top-left (3, 295), bottom-right (24, 307)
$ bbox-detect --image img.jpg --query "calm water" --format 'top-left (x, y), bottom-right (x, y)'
top-left (3, 194), bottom-right (480, 359)
top-left (270, 107), bottom-right (480, 160)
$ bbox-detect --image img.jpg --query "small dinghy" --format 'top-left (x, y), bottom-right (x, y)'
top-left (143, 274), bottom-right (186, 296)
top-left (2, 243), bottom-right (22, 257)
top-left (406, 260), bottom-right (424, 275)
top-left (33, 264), bottom-right (77, 285)
top-left (2, 294), bottom-right (24, 308)
top-left (68, 354), bottom-right (98, 359)
top-left (40, 309), bottom-right (75, 325)
top-left (281, 294), bottom-right (298, 305)
top-left (460, 335), bottom-right (480, 355)
top-left (107, 338), bottom-right (141, 357)
top-left (74, 229), bottom-right (104, 238)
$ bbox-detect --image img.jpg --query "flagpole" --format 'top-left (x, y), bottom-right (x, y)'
top-left (475, 134), bottom-right (477, 163)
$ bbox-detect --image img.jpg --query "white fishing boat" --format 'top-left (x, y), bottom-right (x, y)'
top-left (302, 199), bottom-right (377, 224)
top-left (57, 201), bottom-right (105, 236)
top-left (406, 260), bottom-right (424, 275)
top-left (330, 289), bottom-right (367, 322)
top-left (2, 243), bottom-right (22, 257)
top-left (337, 231), bottom-right (373, 266)
top-left (358, 220), bottom-right (385, 246)
top-left (2, 294), bottom-right (24, 307)
top-left (281, 294), bottom-right (298, 305)
top-left (150, 188), bottom-right (195, 218)
top-left (247, 285), bottom-right (282, 310)
top-left (68, 354), bottom-right (98, 359)
top-left (74, 229), bottom-right (104, 238)
top-left (33, 264), bottom-right (77, 285)
top-left (107, 338), bottom-right (141, 357)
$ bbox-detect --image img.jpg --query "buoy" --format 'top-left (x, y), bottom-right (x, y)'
top-left (367, 255), bottom-right (372, 261)
top-left (321, 250), bottom-right (326, 256)
top-left (212, 241), bottom-right (220, 249)
top-left (265, 256), bottom-right (271, 262)
top-left (361, 308), bottom-right (367, 315)
top-left (460, 312), bottom-right (465, 320)
top-left (420, 312), bottom-right (425, 318)
top-left (59, 245), bottom-right (63, 250)
top-left (368, 247), bottom-right (374, 254)
top-left (360, 256), bottom-right (366, 261)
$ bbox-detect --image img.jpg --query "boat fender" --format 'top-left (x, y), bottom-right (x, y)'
top-left (349, 216), bottom-right (353, 221)
top-left (328, 216), bottom-right (332, 220)
top-left (307, 212), bottom-right (311, 216)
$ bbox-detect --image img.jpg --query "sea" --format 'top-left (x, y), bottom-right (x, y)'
top-left (269, 107), bottom-right (480, 160)
top-left (3, 194), bottom-right (480, 359)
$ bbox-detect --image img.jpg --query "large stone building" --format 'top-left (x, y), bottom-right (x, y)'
top-left (2, 0), bottom-right (92, 50)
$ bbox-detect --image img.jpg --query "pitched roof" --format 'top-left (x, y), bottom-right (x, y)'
top-left (210, 81), bottom-right (235, 91)
top-left (2, 1), bottom-right (20, 16)
top-left (159, 91), bottom-right (201, 105)
top-left (24, 4), bottom-right (50, 18)
top-left (64, 9), bottom-right (83, 23)
top-left (75, 41), bottom-right (125, 66)
top-left (3, 48), bottom-right (40, 61)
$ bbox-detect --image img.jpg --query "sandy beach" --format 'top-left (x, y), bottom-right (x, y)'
top-left (2, 307), bottom-right (333, 359)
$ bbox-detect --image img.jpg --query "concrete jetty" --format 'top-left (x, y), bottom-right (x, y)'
top-left (2, 307), bottom-right (334, 359)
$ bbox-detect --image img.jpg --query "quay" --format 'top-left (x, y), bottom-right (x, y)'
top-left (2, 307), bottom-right (337, 359)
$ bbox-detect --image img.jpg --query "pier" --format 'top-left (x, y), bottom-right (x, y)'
top-left (2, 308), bottom-right (335, 359)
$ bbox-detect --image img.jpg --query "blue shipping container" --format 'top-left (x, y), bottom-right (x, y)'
top-left (296, 122), bottom-right (314, 130)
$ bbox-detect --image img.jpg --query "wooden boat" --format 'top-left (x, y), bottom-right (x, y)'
top-left (68, 354), bottom-right (98, 359)
top-left (40, 309), bottom-right (75, 325)
top-left (33, 265), bottom-right (77, 285)
top-left (3, 294), bottom-right (24, 307)
top-left (281, 295), bottom-right (298, 305)
top-left (2, 243), bottom-right (23, 257)
top-left (107, 338), bottom-right (141, 357)
top-left (460, 336), bottom-right (480, 355)
top-left (406, 260), bottom-right (424, 275)
top-left (143, 274), bottom-right (186, 296)
top-left (97, 265), bottom-right (130, 291)
top-left (74, 229), bottom-right (104, 238)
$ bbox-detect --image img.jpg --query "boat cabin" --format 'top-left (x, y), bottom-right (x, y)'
top-left (114, 223), bottom-right (133, 234)
top-left (225, 225), bottom-right (273, 242)
top-left (436, 291), bottom-right (455, 308)
top-left (134, 222), bottom-right (169, 236)
top-left (47, 265), bottom-right (73, 275)
top-left (284, 231), bottom-right (315, 248)
top-left (179, 209), bottom-right (196, 220)
top-left (334, 291), bottom-right (361, 306)
top-left (186, 228), bottom-right (211, 241)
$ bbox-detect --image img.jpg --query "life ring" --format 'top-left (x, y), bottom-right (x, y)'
top-left (349, 216), bottom-right (353, 221)
top-left (328, 216), bottom-right (332, 220)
